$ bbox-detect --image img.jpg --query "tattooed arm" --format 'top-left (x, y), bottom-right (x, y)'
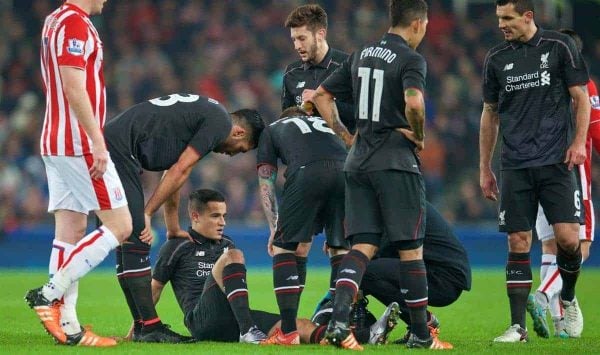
top-left (312, 86), bottom-right (355, 148)
top-left (566, 84), bottom-right (591, 170)
top-left (479, 102), bottom-right (500, 201)
top-left (404, 88), bottom-right (426, 141)
top-left (399, 88), bottom-right (426, 151)
top-left (258, 163), bottom-right (278, 255)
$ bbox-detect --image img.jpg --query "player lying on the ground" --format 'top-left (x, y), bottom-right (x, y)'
top-left (312, 201), bottom-right (470, 347)
top-left (151, 188), bottom-right (401, 345)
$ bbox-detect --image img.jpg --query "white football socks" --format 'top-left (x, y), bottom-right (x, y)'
top-left (539, 253), bottom-right (552, 281)
top-left (43, 226), bottom-right (119, 302)
top-left (537, 254), bottom-right (562, 318)
top-left (49, 240), bottom-right (81, 335)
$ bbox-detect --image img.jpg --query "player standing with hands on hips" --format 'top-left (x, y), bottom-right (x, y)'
top-left (313, 0), bottom-right (451, 350)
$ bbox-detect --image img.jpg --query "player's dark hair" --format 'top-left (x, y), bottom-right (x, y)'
top-left (390, 0), bottom-right (428, 28)
top-left (231, 109), bottom-right (265, 148)
top-left (279, 106), bottom-right (309, 119)
top-left (285, 4), bottom-right (328, 32)
top-left (558, 28), bottom-right (583, 53)
top-left (496, 0), bottom-right (534, 15)
top-left (188, 189), bottom-right (226, 214)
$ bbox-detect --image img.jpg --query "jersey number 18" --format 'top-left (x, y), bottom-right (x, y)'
top-left (282, 117), bottom-right (334, 135)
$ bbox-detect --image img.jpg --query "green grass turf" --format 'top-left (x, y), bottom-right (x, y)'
top-left (1, 268), bottom-right (599, 353)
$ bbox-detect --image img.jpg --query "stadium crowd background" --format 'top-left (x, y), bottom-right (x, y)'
top-left (1, 0), bottom-right (600, 235)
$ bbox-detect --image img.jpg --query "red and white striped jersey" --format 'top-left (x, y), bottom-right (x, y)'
top-left (582, 79), bottom-right (600, 198)
top-left (578, 79), bottom-right (600, 240)
top-left (40, 3), bottom-right (105, 156)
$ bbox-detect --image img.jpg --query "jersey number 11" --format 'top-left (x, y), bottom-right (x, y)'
top-left (357, 67), bottom-right (384, 122)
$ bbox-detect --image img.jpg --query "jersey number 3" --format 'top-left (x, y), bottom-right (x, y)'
top-left (358, 67), bottom-right (384, 122)
top-left (149, 93), bottom-right (201, 106)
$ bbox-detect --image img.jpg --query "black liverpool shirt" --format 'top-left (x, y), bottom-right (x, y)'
top-left (322, 33), bottom-right (426, 174)
top-left (282, 47), bottom-right (355, 133)
top-left (482, 28), bottom-right (589, 169)
top-left (152, 229), bottom-right (235, 318)
top-left (257, 114), bottom-right (347, 178)
top-left (104, 94), bottom-right (231, 171)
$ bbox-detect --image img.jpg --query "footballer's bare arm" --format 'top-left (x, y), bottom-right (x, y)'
top-left (479, 102), bottom-right (500, 168)
top-left (258, 164), bottom-right (278, 233)
top-left (567, 84), bottom-right (591, 168)
top-left (479, 101), bottom-right (500, 200)
top-left (404, 88), bottom-right (426, 142)
top-left (483, 102), bottom-right (499, 113)
top-left (312, 87), bottom-right (354, 148)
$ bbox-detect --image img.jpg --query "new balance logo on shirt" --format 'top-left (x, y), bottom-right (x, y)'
top-left (503, 63), bottom-right (514, 71)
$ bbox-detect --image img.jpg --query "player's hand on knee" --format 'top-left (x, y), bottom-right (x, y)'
top-left (267, 231), bottom-right (275, 257)
top-left (167, 228), bottom-right (192, 241)
top-left (139, 213), bottom-right (154, 245)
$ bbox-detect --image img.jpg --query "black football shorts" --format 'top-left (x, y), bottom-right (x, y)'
top-left (186, 273), bottom-right (279, 341)
top-left (345, 170), bottom-right (426, 245)
top-left (274, 160), bottom-right (348, 250)
top-left (499, 163), bottom-right (583, 233)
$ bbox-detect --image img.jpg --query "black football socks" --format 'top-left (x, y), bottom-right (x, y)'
top-left (557, 243), bottom-right (582, 302)
top-left (506, 252), bottom-right (532, 329)
top-left (399, 259), bottom-right (429, 340)
top-left (223, 263), bottom-right (254, 334)
top-left (331, 250), bottom-right (369, 324)
top-left (273, 253), bottom-right (300, 334)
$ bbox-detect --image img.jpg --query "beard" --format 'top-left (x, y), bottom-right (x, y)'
top-left (304, 36), bottom-right (319, 64)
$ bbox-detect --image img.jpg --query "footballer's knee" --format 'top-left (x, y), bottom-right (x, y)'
top-left (97, 206), bottom-right (133, 242)
top-left (295, 242), bottom-right (311, 257)
top-left (328, 247), bottom-right (349, 257)
top-left (224, 249), bottom-right (245, 265)
top-left (557, 239), bottom-right (580, 255)
top-left (508, 231), bottom-right (532, 252)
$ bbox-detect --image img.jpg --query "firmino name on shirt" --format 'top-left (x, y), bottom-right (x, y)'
top-left (360, 46), bottom-right (397, 63)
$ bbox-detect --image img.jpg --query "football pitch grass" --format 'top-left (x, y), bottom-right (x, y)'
top-left (2, 268), bottom-right (599, 354)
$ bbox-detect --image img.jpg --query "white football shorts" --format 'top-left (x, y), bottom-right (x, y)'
top-left (536, 204), bottom-right (592, 242)
top-left (43, 154), bottom-right (128, 214)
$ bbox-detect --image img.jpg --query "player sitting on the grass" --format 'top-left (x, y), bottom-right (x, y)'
top-left (152, 188), bottom-right (401, 345)
top-left (313, 201), bottom-right (470, 348)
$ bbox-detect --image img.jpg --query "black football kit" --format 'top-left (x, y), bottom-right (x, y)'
top-left (153, 230), bottom-right (280, 341)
